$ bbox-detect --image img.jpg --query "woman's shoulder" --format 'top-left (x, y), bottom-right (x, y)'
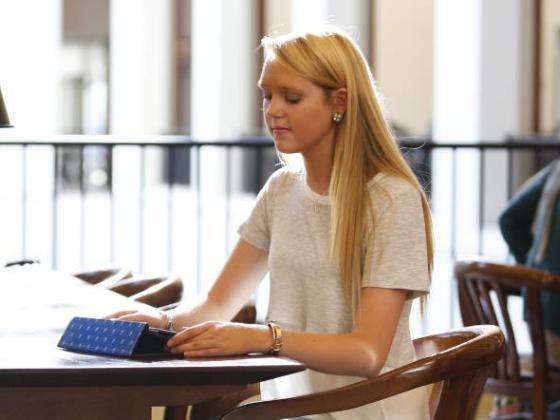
top-left (366, 172), bottom-right (423, 220)
top-left (265, 166), bottom-right (302, 192)
top-left (367, 172), bottom-right (419, 201)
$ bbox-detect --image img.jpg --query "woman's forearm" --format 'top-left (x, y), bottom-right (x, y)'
top-left (168, 296), bottom-right (232, 329)
top-left (168, 238), bottom-right (269, 329)
top-left (273, 289), bottom-right (404, 378)
top-left (165, 289), bottom-right (402, 379)
top-left (167, 319), bottom-right (383, 377)
top-left (278, 330), bottom-right (381, 378)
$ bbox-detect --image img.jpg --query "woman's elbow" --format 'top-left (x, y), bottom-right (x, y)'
top-left (354, 345), bottom-right (385, 378)
top-left (363, 355), bottom-right (384, 378)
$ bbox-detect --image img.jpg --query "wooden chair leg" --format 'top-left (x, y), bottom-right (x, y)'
top-left (464, 366), bottom-right (493, 420)
top-left (188, 383), bottom-right (260, 420)
top-left (528, 288), bottom-right (547, 420)
top-left (532, 395), bottom-right (546, 420)
top-left (163, 406), bottom-right (188, 420)
top-left (435, 371), bottom-right (480, 420)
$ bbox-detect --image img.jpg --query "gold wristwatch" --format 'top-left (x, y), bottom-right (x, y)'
top-left (267, 322), bottom-right (283, 355)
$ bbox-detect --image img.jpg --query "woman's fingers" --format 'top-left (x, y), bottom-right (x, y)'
top-left (116, 313), bottom-right (150, 323)
top-left (171, 338), bottom-right (219, 354)
top-left (103, 310), bottom-right (137, 320)
top-left (103, 310), bottom-right (166, 328)
top-left (166, 321), bottom-right (262, 357)
top-left (167, 322), bottom-right (216, 346)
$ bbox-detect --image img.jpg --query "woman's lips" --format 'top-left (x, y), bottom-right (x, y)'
top-left (272, 127), bottom-right (290, 136)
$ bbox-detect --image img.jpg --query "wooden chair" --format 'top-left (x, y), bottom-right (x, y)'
top-left (455, 259), bottom-right (560, 420)
top-left (109, 275), bottom-right (169, 297)
top-left (129, 274), bottom-right (184, 309)
top-left (74, 268), bottom-right (183, 309)
top-left (231, 301), bottom-right (257, 325)
top-left (212, 325), bottom-right (504, 420)
top-left (73, 267), bottom-right (132, 287)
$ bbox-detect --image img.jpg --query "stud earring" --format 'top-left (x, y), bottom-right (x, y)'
top-left (332, 112), bottom-right (343, 123)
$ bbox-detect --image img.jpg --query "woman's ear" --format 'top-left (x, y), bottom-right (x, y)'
top-left (332, 88), bottom-right (347, 114)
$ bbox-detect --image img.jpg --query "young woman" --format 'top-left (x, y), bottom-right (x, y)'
top-left (110, 27), bottom-right (434, 419)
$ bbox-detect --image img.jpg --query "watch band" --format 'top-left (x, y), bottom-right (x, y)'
top-left (267, 322), bottom-right (283, 355)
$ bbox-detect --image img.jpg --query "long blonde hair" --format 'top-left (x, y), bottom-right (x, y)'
top-left (261, 27), bottom-right (434, 311)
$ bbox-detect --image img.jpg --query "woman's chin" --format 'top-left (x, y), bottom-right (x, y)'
top-left (273, 140), bottom-right (299, 155)
top-left (275, 146), bottom-right (300, 155)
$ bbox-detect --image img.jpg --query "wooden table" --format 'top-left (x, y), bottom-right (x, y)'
top-left (0, 266), bottom-right (304, 420)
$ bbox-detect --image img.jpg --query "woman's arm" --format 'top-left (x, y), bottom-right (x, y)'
top-left (275, 287), bottom-right (406, 377)
top-left (167, 286), bottom-right (406, 378)
top-left (108, 238), bottom-right (268, 329)
top-left (170, 239), bottom-right (269, 326)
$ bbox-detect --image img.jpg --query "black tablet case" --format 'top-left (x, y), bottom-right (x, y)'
top-left (58, 317), bottom-right (176, 358)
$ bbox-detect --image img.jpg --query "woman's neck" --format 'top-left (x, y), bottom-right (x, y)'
top-left (303, 158), bottom-right (332, 195)
top-left (300, 133), bottom-right (336, 195)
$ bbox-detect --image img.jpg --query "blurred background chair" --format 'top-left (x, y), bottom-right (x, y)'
top-left (14, 261), bottom-right (258, 420)
top-left (213, 325), bottom-right (503, 420)
top-left (4, 258), bottom-right (41, 268)
top-left (455, 259), bottom-right (560, 420)
top-left (73, 268), bottom-right (183, 309)
top-left (128, 274), bottom-right (184, 309)
top-left (72, 266), bottom-right (132, 287)
top-left (230, 301), bottom-right (256, 325)
top-left (109, 275), bottom-right (167, 297)
top-left (73, 267), bottom-right (255, 321)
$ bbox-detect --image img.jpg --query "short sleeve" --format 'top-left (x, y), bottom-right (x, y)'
top-left (237, 176), bottom-right (273, 252)
top-left (362, 187), bottom-right (430, 299)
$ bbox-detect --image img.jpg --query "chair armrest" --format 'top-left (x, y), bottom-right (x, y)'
top-left (220, 326), bottom-right (504, 420)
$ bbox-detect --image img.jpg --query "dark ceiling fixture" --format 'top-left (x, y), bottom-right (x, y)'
top-left (0, 86), bottom-right (12, 127)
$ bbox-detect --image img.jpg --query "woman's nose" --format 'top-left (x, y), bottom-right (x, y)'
top-left (265, 98), bottom-right (284, 118)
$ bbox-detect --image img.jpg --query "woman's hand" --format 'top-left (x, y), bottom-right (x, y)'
top-left (104, 309), bottom-right (168, 330)
top-left (167, 321), bottom-right (271, 357)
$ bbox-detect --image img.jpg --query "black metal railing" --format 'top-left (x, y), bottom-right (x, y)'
top-left (2, 135), bottom-right (560, 328)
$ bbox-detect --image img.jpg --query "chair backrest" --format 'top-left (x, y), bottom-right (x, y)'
top-left (109, 275), bottom-right (166, 297)
top-left (129, 274), bottom-right (183, 308)
top-left (219, 325), bottom-right (504, 420)
top-left (455, 260), bottom-right (560, 387)
top-left (231, 301), bottom-right (257, 324)
top-left (455, 259), bottom-right (560, 420)
top-left (73, 267), bottom-right (132, 286)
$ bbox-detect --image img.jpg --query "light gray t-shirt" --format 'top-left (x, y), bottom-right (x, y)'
top-left (238, 168), bottom-right (431, 420)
